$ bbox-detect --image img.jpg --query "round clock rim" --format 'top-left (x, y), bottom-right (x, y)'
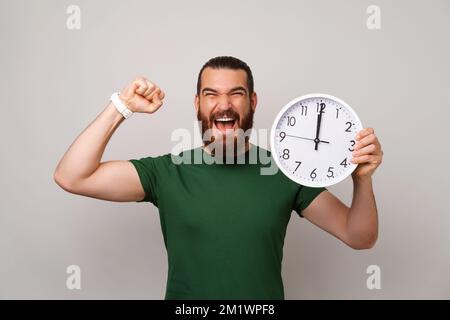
top-left (270, 93), bottom-right (364, 188)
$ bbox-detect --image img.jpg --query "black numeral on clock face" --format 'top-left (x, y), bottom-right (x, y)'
top-left (310, 168), bottom-right (317, 180)
top-left (301, 105), bottom-right (308, 116)
top-left (316, 102), bottom-right (326, 113)
top-left (340, 158), bottom-right (348, 168)
top-left (345, 122), bottom-right (352, 132)
top-left (287, 116), bottom-right (296, 126)
top-left (281, 149), bottom-right (290, 160)
top-left (279, 131), bottom-right (286, 142)
top-left (349, 140), bottom-right (355, 151)
top-left (327, 166), bottom-right (335, 178)
top-left (336, 108), bottom-right (339, 119)
top-left (293, 161), bottom-right (302, 173)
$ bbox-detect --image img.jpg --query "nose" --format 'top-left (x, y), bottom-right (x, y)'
top-left (216, 93), bottom-right (232, 111)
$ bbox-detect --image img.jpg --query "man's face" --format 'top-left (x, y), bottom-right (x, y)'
top-left (194, 67), bottom-right (257, 154)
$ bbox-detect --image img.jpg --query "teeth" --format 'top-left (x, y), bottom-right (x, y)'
top-left (216, 118), bottom-right (235, 122)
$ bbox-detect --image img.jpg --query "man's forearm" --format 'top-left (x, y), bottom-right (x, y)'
top-left (54, 102), bottom-right (124, 185)
top-left (346, 176), bottom-right (379, 249)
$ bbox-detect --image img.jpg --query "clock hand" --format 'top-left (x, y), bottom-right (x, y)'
top-left (314, 102), bottom-right (326, 151)
top-left (286, 134), bottom-right (329, 144)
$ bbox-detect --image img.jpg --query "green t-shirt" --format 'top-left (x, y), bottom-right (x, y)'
top-left (129, 144), bottom-right (326, 300)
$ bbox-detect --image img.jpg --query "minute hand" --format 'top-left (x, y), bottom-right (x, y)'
top-left (314, 105), bottom-right (325, 150)
top-left (286, 134), bottom-right (329, 144)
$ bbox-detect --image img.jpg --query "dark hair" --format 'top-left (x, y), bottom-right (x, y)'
top-left (196, 56), bottom-right (254, 96)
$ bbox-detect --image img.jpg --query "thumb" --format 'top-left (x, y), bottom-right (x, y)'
top-left (123, 82), bottom-right (139, 97)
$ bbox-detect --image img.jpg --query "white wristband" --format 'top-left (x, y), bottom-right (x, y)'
top-left (110, 92), bottom-right (133, 119)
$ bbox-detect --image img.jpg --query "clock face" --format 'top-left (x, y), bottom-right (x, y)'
top-left (270, 94), bottom-right (363, 187)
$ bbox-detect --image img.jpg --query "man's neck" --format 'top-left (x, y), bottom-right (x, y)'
top-left (202, 142), bottom-right (252, 157)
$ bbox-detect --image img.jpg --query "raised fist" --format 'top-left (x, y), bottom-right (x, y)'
top-left (119, 77), bottom-right (165, 114)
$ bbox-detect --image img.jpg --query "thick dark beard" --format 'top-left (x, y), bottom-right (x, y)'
top-left (197, 105), bottom-right (254, 159)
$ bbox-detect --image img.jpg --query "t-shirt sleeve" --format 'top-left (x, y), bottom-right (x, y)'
top-left (293, 185), bottom-right (327, 218)
top-left (129, 156), bottom-right (163, 205)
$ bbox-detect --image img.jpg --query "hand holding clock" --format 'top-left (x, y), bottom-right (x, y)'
top-left (351, 127), bottom-right (383, 180)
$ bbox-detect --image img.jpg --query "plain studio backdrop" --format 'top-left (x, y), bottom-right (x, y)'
top-left (1, 0), bottom-right (449, 299)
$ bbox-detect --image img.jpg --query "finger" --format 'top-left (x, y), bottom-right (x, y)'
top-left (143, 81), bottom-right (156, 98)
top-left (355, 133), bottom-right (379, 151)
top-left (149, 88), bottom-right (165, 100)
top-left (147, 89), bottom-right (163, 111)
top-left (135, 77), bottom-right (148, 95)
top-left (146, 87), bottom-right (161, 101)
top-left (152, 89), bottom-right (162, 104)
top-left (355, 127), bottom-right (375, 141)
top-left (351, 154), bottom-right (382, 165)
top-left (352, 143), bottom-right (376, 157)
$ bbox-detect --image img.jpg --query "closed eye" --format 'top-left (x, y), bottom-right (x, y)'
top-left (203, 91), bottom-right (244, 96)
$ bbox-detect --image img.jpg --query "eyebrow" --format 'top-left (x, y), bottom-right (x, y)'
top-left (201, 86), bottom-right (247, 95)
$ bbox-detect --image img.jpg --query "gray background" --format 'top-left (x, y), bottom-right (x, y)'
top-left (1, 0), bottom-right (449, 299)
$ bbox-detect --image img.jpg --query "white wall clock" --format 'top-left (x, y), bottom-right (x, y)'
top-left (270, 93), bottom-right (363, 187)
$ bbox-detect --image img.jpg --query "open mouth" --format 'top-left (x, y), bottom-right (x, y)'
top-left (213, 117), bottom-right (238, 133)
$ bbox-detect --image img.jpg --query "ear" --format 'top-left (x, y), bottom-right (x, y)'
top-left (250, 92), bottom-right (257, 112)
top-left (194, 94), bottom-right (199, 113)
